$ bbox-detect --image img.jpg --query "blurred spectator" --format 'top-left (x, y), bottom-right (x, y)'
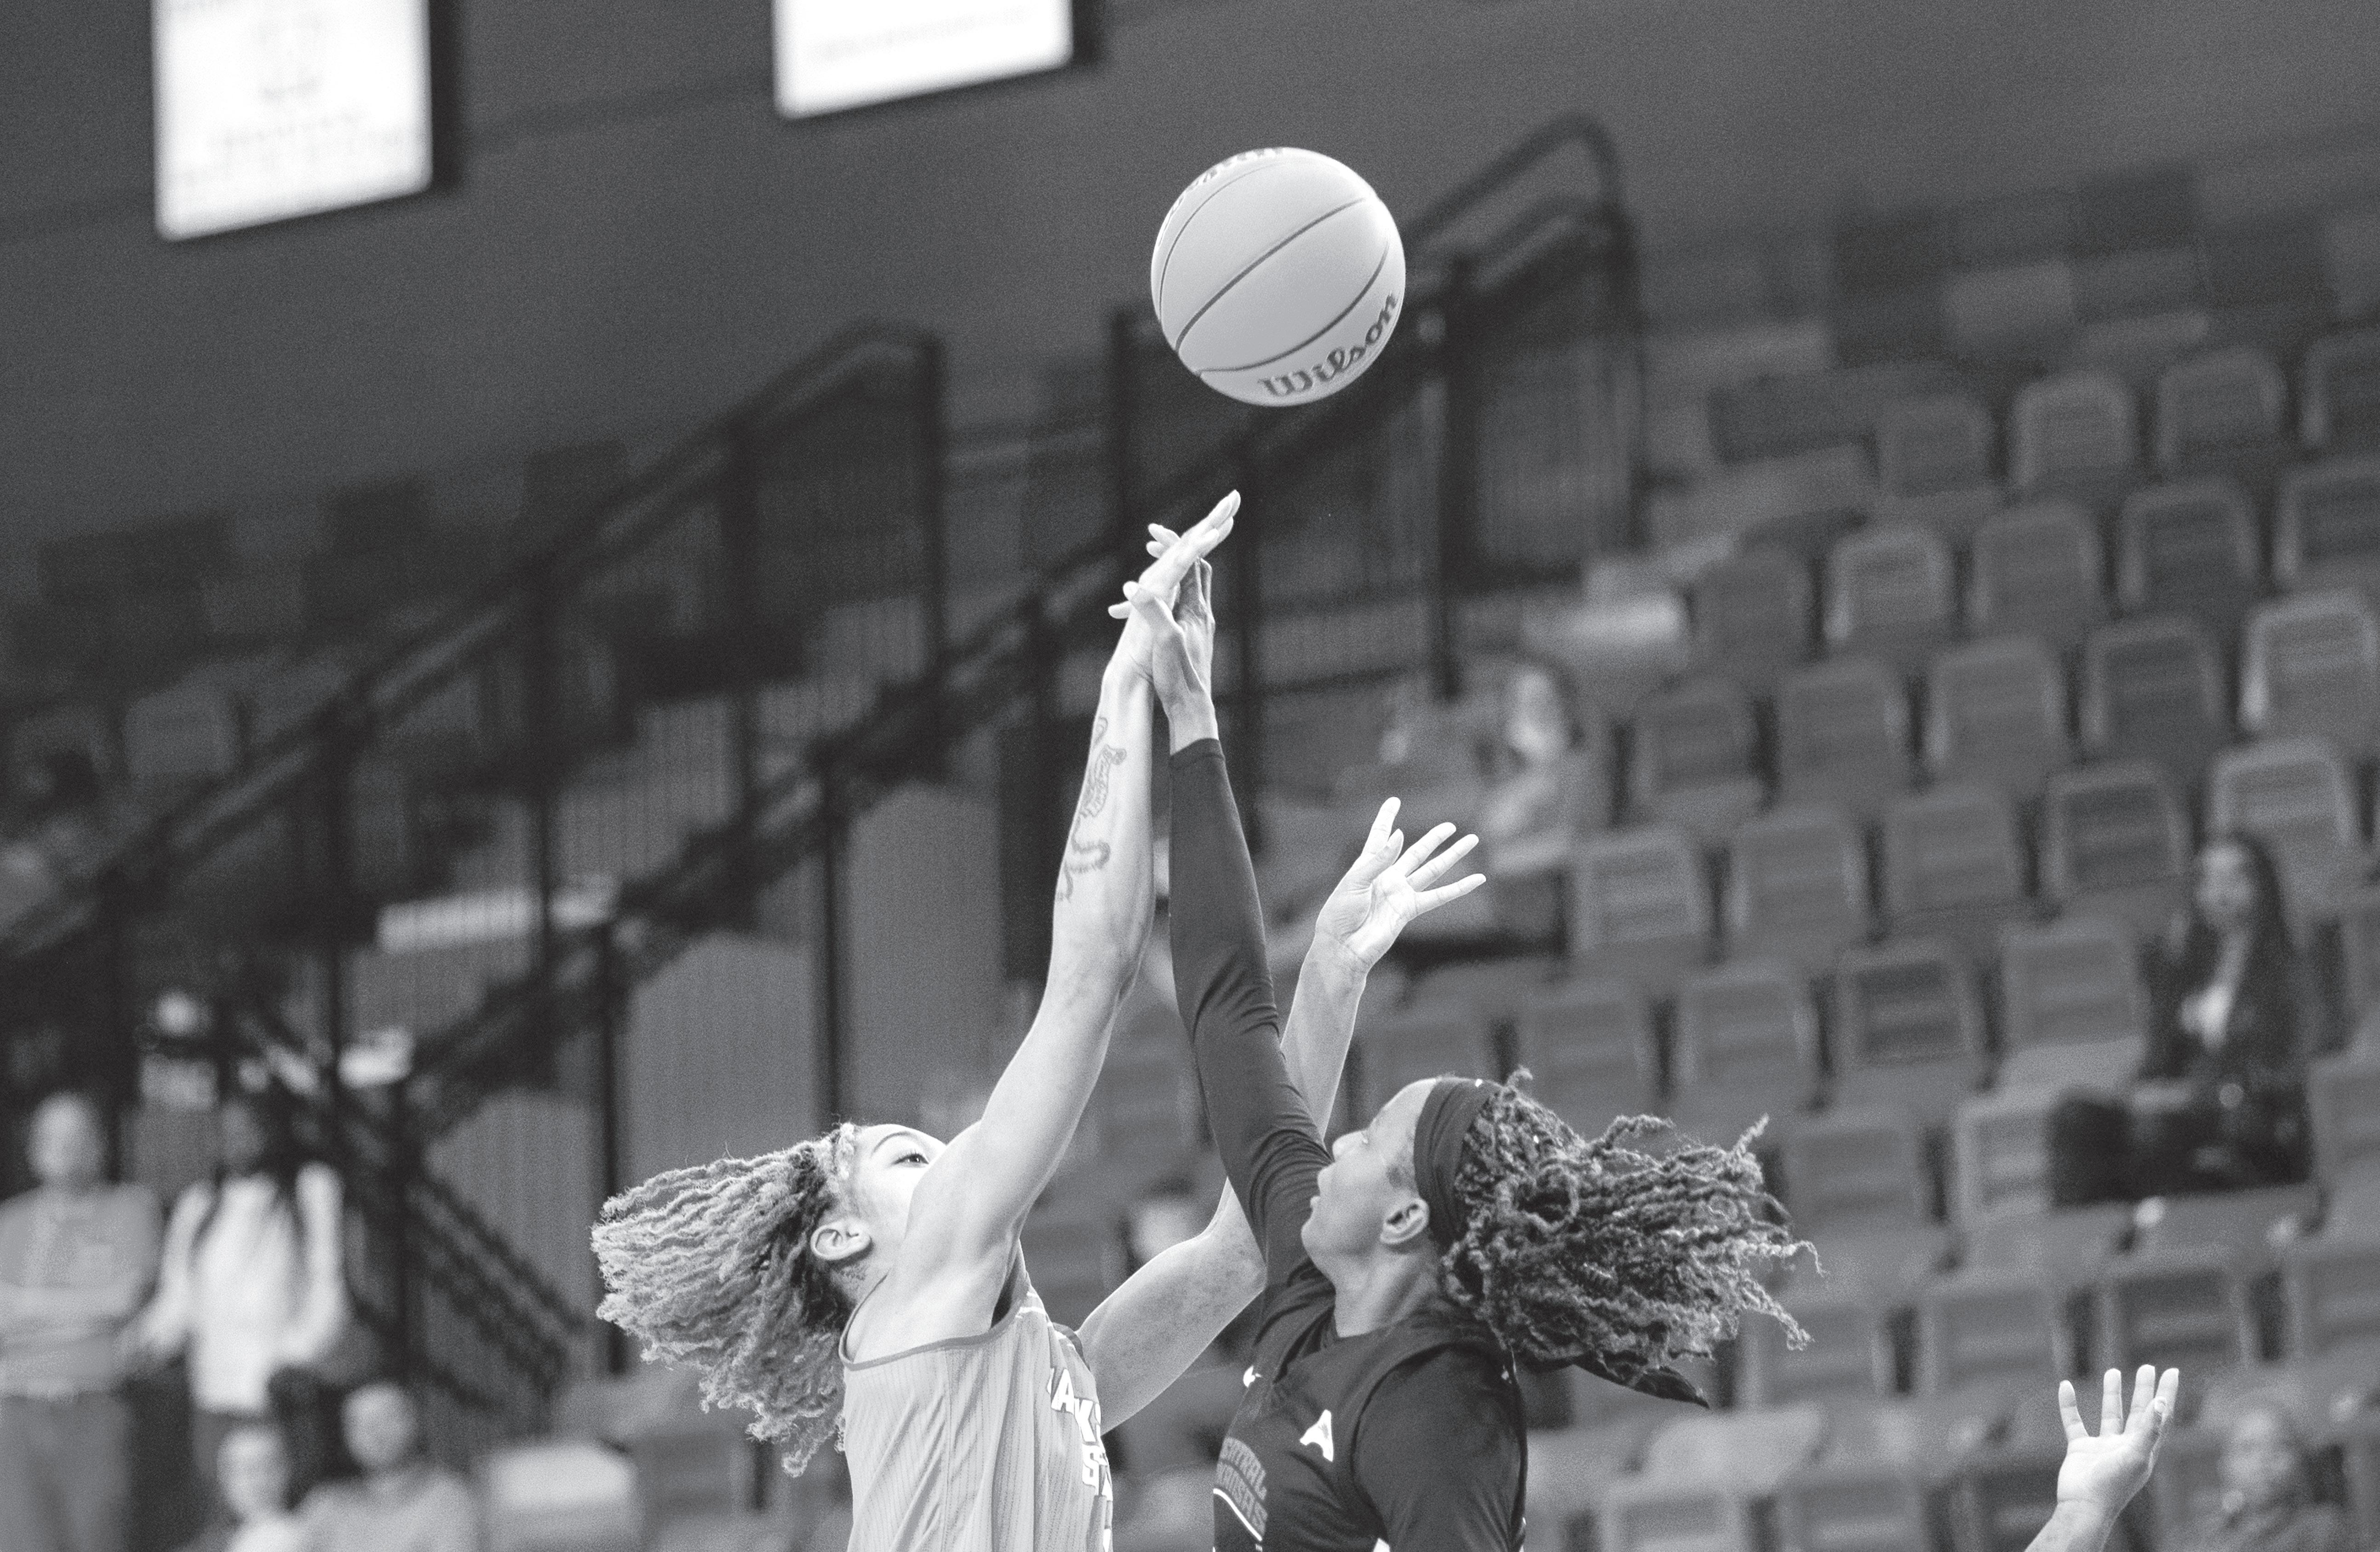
top-left (2173, 1403), bottom-right (2355, 1552)
top-left (1475, 659), bottom-right (1594, 941)
top-left (176, 1425), bottom-right (304, 1552)
top-left (2053, 836), bottom-right (2328, 1204)
top-left (131, 1092), bottom-right (351, 1516)
top-left (0, 1091), bottom-right (161, 1552)
top-left (296, 1384), bottom-right (476, 1552)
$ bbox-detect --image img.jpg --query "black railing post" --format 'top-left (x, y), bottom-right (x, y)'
top-left (1230, 448), bottom-right (1266, 855)
top-left (315, 731), bottom-right (353, 1176)
top-left (720, 420), bottom-right (766, 930)
top-left (524, 572), bottom-right (561, 1078)
top-left (917, 338), bottom-right (950, 775)
top-left (814, 758), bottom-right (847, 1130)
top-left (591, 919), bottom-right (629, 1374)
top-left (1433, 255), bottom-right (1480, 703)
top-left (388, 1080), bottom-right (415, 1383)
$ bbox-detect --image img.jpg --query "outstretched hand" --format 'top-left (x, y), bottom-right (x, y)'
top-left (2056, 1366), bottom-right (2180, 1518)
top-left (1313, 798), bottom-right (1486, 970)
top-left (1111, 491), bottom-right (1235, 690)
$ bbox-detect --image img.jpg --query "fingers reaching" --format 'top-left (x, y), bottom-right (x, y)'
top-left (1415, 872), bottom-right (1488, 912)
top-left (1385, 821), bottom-right (1459, 886)
top-left (1406, 831), bottom-right (1480, 891)
top-left (2059, 1379), bottom-right (2086, 1443)
top-left (2101, 1368), bottom-right (2124, 1438)
top-left (1113, 502), bottom-right (1233, 619)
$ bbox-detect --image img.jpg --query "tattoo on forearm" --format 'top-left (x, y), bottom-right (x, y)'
top-left (1057, 716), bottom-right (1124, 902)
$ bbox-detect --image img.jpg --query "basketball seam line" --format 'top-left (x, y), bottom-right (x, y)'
top-left (1169, 195), bottom-right (1370, 356)
top-left (1155, 154), bottom-right (1290, 323)
top-left (1200, 240), bottom-right (1392, 377)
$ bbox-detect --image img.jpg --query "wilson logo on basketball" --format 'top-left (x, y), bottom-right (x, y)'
top-left (1256, 292), bottom-right (1400, 400)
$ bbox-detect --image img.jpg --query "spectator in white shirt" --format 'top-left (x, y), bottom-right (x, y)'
top-left (298, 1384), bottom-right (478, 1552)
top-left (131, 1091), bottom-right (348, 1518)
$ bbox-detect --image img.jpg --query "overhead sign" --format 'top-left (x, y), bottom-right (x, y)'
top-left (776, 0), bottom-right (1078, 118)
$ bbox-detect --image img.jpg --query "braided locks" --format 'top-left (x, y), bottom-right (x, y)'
top-left (1427, 1087), bottom-right (1810, 1387)
top-left (591, 1126), bottom-right (858, 1472)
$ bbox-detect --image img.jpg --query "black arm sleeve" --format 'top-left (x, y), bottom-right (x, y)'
top-left (1168, 738), bottom-right (1331, 1293)
top-left (1353, 1352), bottom-right (1526, 1550)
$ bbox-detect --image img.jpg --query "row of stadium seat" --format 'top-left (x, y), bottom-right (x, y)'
top-left (1697, 471), bottom-right (2380, 679)
top-left (1574, 743), bottom-right (2379, 979)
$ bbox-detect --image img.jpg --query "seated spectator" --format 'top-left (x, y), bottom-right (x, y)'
top-left (0, 1091), bottom-right (161, 1552)
top-left (2054, 836), bottom-right (2328, 1203)
top-left (178, 1425), bottom-right (305, 1552)
top-left (1476, 659), bottom-right (1595, 942)
top-left (297, 1383), bottom-right (476, 1552)
top-left (2173, 1402), bottom-right (2355, 1552)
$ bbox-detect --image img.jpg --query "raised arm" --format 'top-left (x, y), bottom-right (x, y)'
top-left (2024, 1367), bottom-right (2179, 1552)
top-left (1080, 538), bottom-right (1480, 1423)
top-left (897, 498), bottom-right (1236, 1286)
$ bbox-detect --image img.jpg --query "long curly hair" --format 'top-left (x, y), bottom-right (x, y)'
top-left (592, 1125), bottom-right (859, 1473)
top-left (1413, 1083), bottom-right (1809, 1383)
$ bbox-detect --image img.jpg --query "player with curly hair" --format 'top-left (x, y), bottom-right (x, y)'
top-left (1118, 519), bottom-right (2185, 1552)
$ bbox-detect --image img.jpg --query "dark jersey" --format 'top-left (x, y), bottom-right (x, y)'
top-left (1169, 740), bottom-right (1527, 1551)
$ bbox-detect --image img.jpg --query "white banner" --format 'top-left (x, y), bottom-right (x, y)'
top-left (776, 0), bottom-right (1073, 118)
top-left (155, 0), bottom-right (432, 240)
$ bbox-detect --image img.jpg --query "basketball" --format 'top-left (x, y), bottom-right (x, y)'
top-left (1150, 148), bottom-right (1405, 408)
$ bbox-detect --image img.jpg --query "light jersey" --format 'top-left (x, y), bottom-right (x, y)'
top-left (839, 1255), bottom-right (1113, 1552)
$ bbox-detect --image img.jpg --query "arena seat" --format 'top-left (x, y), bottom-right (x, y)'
top-left (1775, 1105), bottom-right (1949, 1299)
top-left (2040, 761), bottom-right (2190, 939)
top-left (1738, 1291), bottom-right (1894, 1409)
top-left (1824, 522), bottom-right (1958, 671)
top-left (1957, 1204), bottom-right (2133, 1286)
top-left (1407, 955), bottom-right (1564, 1029)
top-left (1512, 976), bottom-right (1660, 1131)
top-left (1775, 656), bottom-right (1913, 820)
top-left (2009, 368), bottom-right (2139, 504)
top-left (1948, 1446), bottom-right (2069, 1552)
top-left (1966, 500), bottom-right (2106, 650)
top-left (2129, 1182), bottom-right (2323, 1263)
top-left (2114, 477), bottom-right (2262, 630)
top-left (1769, 1465), bottom-right (1931, 1552)
top-left (1994, 915), bottom-right (2149, 1092)
top-left (482, 1439), bottom-right (642, 1552)
top-left (1018, 1194), bottom-right (1120, 1328)
top-left (1569, 823), bottom-right (1713, 995)
top-left (2078, 617), bottom-right (2229, 794)
top-left (2207, 737), bottom-right (2366, 928)
top-left (2275, 452), bottom-right (2380, 607)
top-left (1668, 957), bottom-right (1822, 1141)
top-left (2091, 1247), bottom-right (2259, 1374)
top-left (1627, 675), bottom-right (1766, 841)
top-left (1722, 804), bottom-right (1871, 974)
top-left (2302, 326), bottom-right (2380, 451)
top-left (1635, 1404), bottom-right (1831, 1491)
top-left (1090, 1005), bottom-right (1199, 1192)
top-left (2306, 1055), bottom-right (2380, 1191)
top-left (1829, 938), bottom-right (1988, 1123)
top-left (1918, 1271), bottom-right (2073, 1397)
top-left (1880, 782), bottom-right (2033, 955)
top-left (1690, 545), bottom-right (1813, 691)
top-left (2281, 1232), bottom-right (2380, 1359)
top-left (2336, 888), bottom-right (2380, 1023)
top-left (2240, 588), bottom-right (2380, 754)
top-left (1923, 634), bottom-right (2072, 800)
top-left (1523, 1419), bottom-right (1658, 1552)
top-left (122, 659), bottom-right (263, 794)
top-left (1594, 1477), bottom-right (1760, 1552)
top-left (1875, 393), bottom-right (2004, 538)
top-left (1356, 1000), bottom-right (1494, 1117)
top-left (2153, 345), bottom-right (2288, 475)
top-left (1951, 1088), bottom-right (2069, 1226)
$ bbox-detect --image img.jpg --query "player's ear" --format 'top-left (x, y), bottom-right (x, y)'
top-left (810, 1213), bottom-right (874, 1266)
top-left (1380, 1194), bottom-right (1432, 1252)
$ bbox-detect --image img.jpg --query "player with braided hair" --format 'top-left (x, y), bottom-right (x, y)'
top-left (593, 499), bottom-right (1278, 1552)
top-left (1118, 518), bottom-right (2186, 1552)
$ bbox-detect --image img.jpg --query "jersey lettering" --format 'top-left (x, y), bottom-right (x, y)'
top-left (1050, 1363), bottom-right (1115, 1505)
top-left (1216, 1435), bottom-right (1268, 1541)
top-left (1300, 1410), bottom-right (1335, 1462)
